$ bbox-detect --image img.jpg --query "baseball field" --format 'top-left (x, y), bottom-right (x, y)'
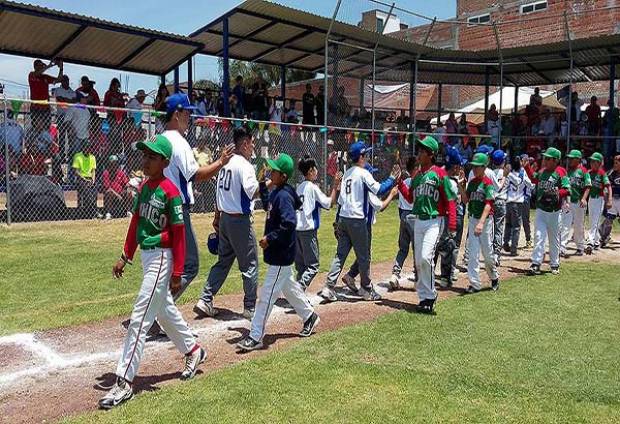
top-left (1, 209), bottom-right (619, 423)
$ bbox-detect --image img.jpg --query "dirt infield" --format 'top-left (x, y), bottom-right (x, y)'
top-left (0, 245), bottom-right (618, 423)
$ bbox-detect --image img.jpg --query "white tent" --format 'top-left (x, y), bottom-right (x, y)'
top-left (432, 87), bottom-right (566, 125)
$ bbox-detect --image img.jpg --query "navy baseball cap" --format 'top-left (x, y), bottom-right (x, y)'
top-left (166, 93), bottom-right (197, 114)
top-left (349, 141), bottom-right (372, 162)
top-left (475, 144), bottom-right (494, 155)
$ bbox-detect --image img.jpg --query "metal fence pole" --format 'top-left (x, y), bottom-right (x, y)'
top-left (3, 96), bottom-right (11, 225)
top-left (324, 0), bottom-right (342, 192)
top-left (563, 12), bottom-right (574, 156)
top-left (493, 22), bottom-right (504, 149)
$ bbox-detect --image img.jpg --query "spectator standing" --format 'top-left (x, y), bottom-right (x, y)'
top-left (28, 59), bottom-right (63, 132)
top-left (539, 109), bottom-right (557, 144)
top-left (126, 89), bottom-right (146, 113)
top-left (72, 143), bottom-right (98, 219)
top-left (445, 112), bottom-right (458, 145)
top-left (78, 76), bottom-right (100, 106)
top-left (102, 155), bottom-right (129, 219)
top-left (315, 85), bottom-right (326, 126)
top-left (529, 87), bottom-right (543, 110)
top-left (54, 74), bottom-right (77, 162)
top-left (232, 76), bottom-right (245, 117)
top-left (104, 78), bottom-right (127, 154)
top-left (570, 92), bottom-right (583, 131)
top-left (65, 92), bottom-right (91, 160)
top-left (302, 84), bottom-right (316, 125)
top-left (153, 83), bottom-right (170, 132)
top-left (585, 96), bottom-right (601, 136)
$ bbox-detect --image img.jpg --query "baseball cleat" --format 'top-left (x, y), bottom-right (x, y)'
top-left (299, 312), bottom-right (320, 337)
top-left (593, 244), bottom-right (600, 251)
top-left (464, 285), bottom-right (480, 294)
top-left (99, 377), bottom-right (133, 410)
top-left (528, 264), bottom-right (541, 275)
top-left (415, 298), bottom-right (436, 314)
top-left (438, 276), bottom-right (450, 289)
top-left (342, 274), bottom-right (358, 294)
top-left (388, 275), bottom-right (400, 291)
top-left (559, 251), bottom-right (567, 258)
top-left (525, 240), bottom-right (533, 249)
top-left (242, 308), bottom-right (255, 320)
top-left (584, 245), bottom-right (593, 255)
top-left (194, 299), bottom-right (218, 317)
top-left (318, 287), bottom-right (338, 303)
top-left (574, 250), bottom-right (584, 256)
top-left (237, 337), bottom-right (263, 352)
top-left (359, 286), bottom-right (382, 301)
top-left (181, 346), bottom-right (207, 380)
top-left (550, 266), bottom-right (560, 275)
top-left (491, 279), bottom-right (500, 291)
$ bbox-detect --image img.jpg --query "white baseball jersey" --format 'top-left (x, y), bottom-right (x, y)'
top-left (506, 169), bottom-right (533, 203)
top-left (398, 177), bottom-right (413, 210)
top-left (337, 166), bottom-right (382, 219)
top-left (216, 154), bottom-right (258, 215)
top-left (296, 180), bottom-right (332, 231)
top-left (492, 168), bottom-right (508, 201)
top-left (162, 130), bottom-right (199, 205)
top-left (366, 192), bottom-right (383, 225)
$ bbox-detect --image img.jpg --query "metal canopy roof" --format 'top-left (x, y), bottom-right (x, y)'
top-left (191, 0), bottom-right (620, 87)
top-left (0, 0), bottom-right (204, 75)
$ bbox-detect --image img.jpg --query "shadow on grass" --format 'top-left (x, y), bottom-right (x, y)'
top-left (94, 370), bottom-right (201, 396)
top-left (225, 326), bottom-right (301, 352)
top-left (194, 307), bottom-right (247, 323)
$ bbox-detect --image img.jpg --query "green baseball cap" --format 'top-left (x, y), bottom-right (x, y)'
top-left (470, 152), bottom-right (489, 167)
top-left (566, 149), bottom-right (582, 159)
top-left (417, 136), bottom-right (439, 153)
top-left (543, 147), bottom-right (561, 160)
top-left (589, 152), bottom-right (604, 162)
top-left (136, 135), bottom-right (173, 160)
top-left (267, 153), bottom-right (294, 178)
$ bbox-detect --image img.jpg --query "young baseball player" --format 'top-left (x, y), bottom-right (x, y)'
top-left (490, 150), bottom-right (508, 266)
top-left (295, 156), bottom-right (341, 290)
top-left (503, 155), bottom-right (534, 256)
top-left (462, 153), bottom-right (500, 293)
top-left (398, 137), bottom-right (457, 313)
top-left (319, 141), bottom-right (400, 303)
top-left (343, 165), bottom-right (399, 288)
top-left (237, 154), bottom-right (319, 351)
top-left (560, 150), bottom-right (591, 256)
top-left (99, 135), bottom-right (205, 410)
top-left (196, 127), bottom-right (260, 320)
top-left (389, 156), bottom-right (417, 290)
top-left (599, 155), bottom-right (620, 246)
top-left (528, 147), bottom-right (570, 275)
top-left (586, 152), bottom-right (612, 253)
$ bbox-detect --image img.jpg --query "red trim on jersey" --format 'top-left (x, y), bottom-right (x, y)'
top-left (398, 179), bottom-right (413, 203)
top-left (556, 166), bottom-right (569, 199)
top-left (433, 166), bottom-right (457, 232)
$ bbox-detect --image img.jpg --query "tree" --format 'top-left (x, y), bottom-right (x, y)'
top-left (218, 59), bottom-right (315, 88)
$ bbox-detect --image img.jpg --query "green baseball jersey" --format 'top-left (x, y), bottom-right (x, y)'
top-left (534, 166), bottom-right (570, 212)
top-left (589, 168), bottom-right (610, 198)
top-left (567, 166), bottom-right (591, 203)
top-left (408, 165), bottom-right (456, 230)
top-left (466, 176), bottom-right (495, 219)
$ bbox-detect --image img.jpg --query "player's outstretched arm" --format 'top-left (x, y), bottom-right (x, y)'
top-left (193, 144), bottom-right (234, 182)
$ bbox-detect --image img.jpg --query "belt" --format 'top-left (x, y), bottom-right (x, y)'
top-left (223, 212), bottom-right (248, 217)
top-left (416, 214), bottom-right (438, 221)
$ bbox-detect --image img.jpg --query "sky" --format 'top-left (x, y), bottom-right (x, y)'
top-left (0, 0), bottom-right (456, 98)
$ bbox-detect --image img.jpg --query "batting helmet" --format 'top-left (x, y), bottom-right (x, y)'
top-left (207, 232), bottom-right (219, 255)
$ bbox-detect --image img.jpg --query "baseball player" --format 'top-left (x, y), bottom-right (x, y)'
top-left (503, 155), bottom-right (534, 256)
top-left (528, 147), bottom-right (570, 275)
top-left (586, 152), bottom-right (612, 253)
top-left (195, 127), bottom-right (260, 320)
top-left (389, 156), bottom-right (417, 290)
top-left (462, 153), bottom-right (499, 293)
top-left (490, 150), bottom-right (508, 266)
top-left (150, 94), bottom-right (233, 337)
top-left (100, 136), bottom-right (205, 410)
top-left (599, 155), bottom-right (620, 246)
top-left (398, 137), bottom-right (457, 313)
top-left (237, 154), bottom-right (319, 351)
top-left (343, 165), bottom-right (399, 288)
top-left (560, 150), bottom-right (591, 256)
top-left (319, 141), bottom-right (400, 303)
top-left (295, 156), bottom-right (341, 290)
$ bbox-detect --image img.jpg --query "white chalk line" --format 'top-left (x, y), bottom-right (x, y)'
top-left (0, 273), bottom-right (412, 389)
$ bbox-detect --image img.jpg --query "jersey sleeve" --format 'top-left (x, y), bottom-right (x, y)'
top-left (123, 203), bottom-right (140, 261)
top-left (368, 192), bottom-right (383, 211)
top-left (242, 162), bottom-right (260, 199)
top-left (602, 173), bottom-right (611, 186)
top-left (485, 180), bottom-right (495, 201)
top-left (583, 170), bottom-right (592, 187)
top-left (314, 184), bottom-right (332, 209)
top-left (439, 173), bottom-right (457, 231)
top-left (177, 142), bottom-right (200, 182)
top-left (168, 194), bottom-right (186, 277)
top-left (362, 170), bottom-right (382, 194)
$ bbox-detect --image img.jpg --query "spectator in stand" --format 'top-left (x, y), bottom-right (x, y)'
top-left (72, 142), bottom-right (98, 219)
top-left (126, 89), bottom-right (146, 113)
top-left (28, 59), bottom-right (63, 132)
top-left (65, 92), bottom-right (91, 161)
top-left (434, 121), bottom-right (447, 144)
top-left (539, 109), bottom-right (557, 144)
top-left (104, 78), bottom-right (127, 154)
top-left (445, 112), bottom-right (458, 145)
top-left (570, 92), bottom-right (583, 132)
top-left (585, 96), bottom-right (601, 136)
top-left (19, 139), bottom-right (47, 176)
top-left (302, 83), bottom-right (315, 125)
top-left (0, 110), bottom-right (25, 158)
top-left (232, 75), bottom-right (245, 117)
top-left (54, 75), bottom-right (77, 162)
top-left (78, 76), bottom-right (100, 106)
top-left (285, 99), bottom-right (298, 124)
top-left (153, 83), bottom-right (170, 132)
top-left (102, 155), bottom-right (129, 219)
top-left (315, 85), bottom-right (325, 126)
top-left (326, 139), bottom-right (338, 189)
top-left (530, 87), bottom-right (543, 110)
top-left (196, 91), bottom-right (216, 116)
top-left (487, 103), bottom-right (500, 144)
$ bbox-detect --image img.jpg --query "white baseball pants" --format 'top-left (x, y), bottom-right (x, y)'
top-left (250, 265), bottom-right (314, 342)
top-left (466, 217), bottom-right (499, 290)
top-left (414, 217), bottom-right (442, 302)
top-left (531, 209), bottom-right (561, 268)
top-left (561, 202), bottom-right (586, 252)
top-left (588, 197), bottom-right (605, 247)
top-left (116, 249), bottom-right (196, 383)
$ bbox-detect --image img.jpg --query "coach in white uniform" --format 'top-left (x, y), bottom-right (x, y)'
top-left (160, 93), bottom-right (233, 301)
top-left (196, 127), bottom-right (259, 319)
top-left (319, 141), bottom-right (400, 302)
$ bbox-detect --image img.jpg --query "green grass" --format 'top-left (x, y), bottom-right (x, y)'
top-left (65, 262), bottom-right (620, 423)
top-left (0, 207), bottom-right (402, 335)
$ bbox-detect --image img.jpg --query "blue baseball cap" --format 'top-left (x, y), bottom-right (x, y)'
top-left (475, 144), bottom-right (494, 155)
top-left (492, 149), bottom-right (506, 165)
top-left (349, 141), bottom-right (372, 162)
top-left (445, 146), bottom-right (467, 168)
top-left (165, 93), bottom-right (197, 114)
top-left (364, 163), bottom-right (378, 174)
